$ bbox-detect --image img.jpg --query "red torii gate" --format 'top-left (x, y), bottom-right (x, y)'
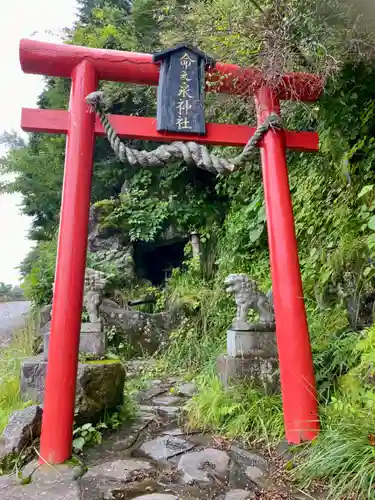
top-left (19, 38), bottom-right (322, 464)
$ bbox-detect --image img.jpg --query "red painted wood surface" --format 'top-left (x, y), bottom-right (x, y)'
top-left (20, 39), bottom-right (323, 102)
top-left (39, 61), bottom-right (98, 464)
top-left (18, 37), bottom-right (323, 463)
top-left (255, 87), bottom-right (319, 443)
top-left (21, 108), bottom-right (319, 152)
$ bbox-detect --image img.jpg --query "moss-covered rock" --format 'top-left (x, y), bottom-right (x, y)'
top-left (20, 358), bottom-right (125, 427)
top-left (75, 361), bottom-right (125, 427)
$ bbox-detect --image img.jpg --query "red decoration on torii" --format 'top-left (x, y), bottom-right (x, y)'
top-left (19, 38), bottom-right (322, 464)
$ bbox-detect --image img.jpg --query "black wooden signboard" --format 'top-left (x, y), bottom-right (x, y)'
top-left (153, 44), bottom-right (215, 135)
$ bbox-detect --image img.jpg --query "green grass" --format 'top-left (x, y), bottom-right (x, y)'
top-left (294, 404), bottom-right (375, 499)
top-left (184, 375), bottom-right (284, 445)
top-left (0, 320), bottom-right (35, 433)
top-left (182, 375), bottom-right (375, 499)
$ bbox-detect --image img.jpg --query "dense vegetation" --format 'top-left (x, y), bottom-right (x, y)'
top-left (2, 0), bottom-right (375, 496)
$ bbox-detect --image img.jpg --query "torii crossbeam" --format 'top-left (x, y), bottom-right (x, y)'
top-left (19, 38), bottom-right (322, 464)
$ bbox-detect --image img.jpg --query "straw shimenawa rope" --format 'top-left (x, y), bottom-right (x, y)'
top-left (86, 91), bottom-right (281, 176)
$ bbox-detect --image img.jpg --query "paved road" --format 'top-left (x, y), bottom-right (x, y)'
top-left (0, 301), bottom-right (31, 347)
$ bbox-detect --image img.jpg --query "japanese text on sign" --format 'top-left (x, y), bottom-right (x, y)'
top-left (176, 53), bottom-right (195, 130)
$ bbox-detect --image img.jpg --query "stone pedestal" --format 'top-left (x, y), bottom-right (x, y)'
top-left (43, 321), bottom-right (106, 360)
top-left (217, 327), bottom-right (279, 393)
top-left (216, 354), bottom-right (279, 393)
top-left (20, 356), bottom-right (125, 426)
top-left (227, 329), bottom-right (277, 358)
top-left (19, 317), bottom-right (124, 426)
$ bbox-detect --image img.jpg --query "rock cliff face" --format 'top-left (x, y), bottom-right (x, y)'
top-left (87, 204), bottom-right (135, 282)
top-left (88, 204), bottom-right (188, 287)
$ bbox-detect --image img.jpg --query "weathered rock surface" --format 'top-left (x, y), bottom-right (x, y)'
top-left (20, 355), bottom-right (47, 403)
top-left (84, 458), bottom-right (153, 481)
top-left (0, 406), bottom-right (42, 460)
top-left (230, 446), bottom-right (268, 472)
top-left (177, 382), bottom-right (197, 397)
top-left (161, 428), bottom-right (184, 436)
top-left (43, 322), bottom-right (107, 360)
top-left (80, 458), bottom-right (156, 500)
top-left (137, 436), bottom-right (195, 461)
top-left (39, 304), bottom-right (52, 332)
top-left (154, 406), bottom-right (180, 417)
top-left (75, 361), bottom-right (125, 426)
top-left (245, 466), bottom-right (264, 482)
top-left (20, 359), bottom-right (125, 426)
top-left (225, 490), bottom-right (255, 500)
top-left (22, 461), bottom-right (86, 483)
top-left (1, 480), bottom-right (81, 500)
top-left (152, 396), bottom-right (184, 406)
top-left (217, 353), bottom-right (279, 393)
top-left (101, 305), bottom-right (172, 355)
top-left (177, 448), bottom-right (230, 484)
top-left (88, 204), bottom-right (128, 254)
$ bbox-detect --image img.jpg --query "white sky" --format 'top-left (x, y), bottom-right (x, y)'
top-left (0, 0), bottom-right (78, 285)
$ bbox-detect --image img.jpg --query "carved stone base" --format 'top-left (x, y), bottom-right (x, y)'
top-left (216, 354), bottom-right (279, 393)
top-left (43, 322), bottom-right (106, 360)
top-left (227, 329), bottom-right (277, 358)
top-left (80, 322), bottom-right (106, 357)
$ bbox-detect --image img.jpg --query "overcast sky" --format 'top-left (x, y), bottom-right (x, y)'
top-left (0, 0), bottom-right (78, 285)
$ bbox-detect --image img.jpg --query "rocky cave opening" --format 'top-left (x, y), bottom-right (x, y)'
top-left (134, 239), bottom-right (188, 286)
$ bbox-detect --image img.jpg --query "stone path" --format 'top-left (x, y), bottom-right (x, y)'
top-left (0, 374), bottom-right (319, 500)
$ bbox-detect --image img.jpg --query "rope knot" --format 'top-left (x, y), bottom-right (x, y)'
top-left (85, 91), bottom-right (105, 111)
top-left (266, 112), bottom-right (282, 129)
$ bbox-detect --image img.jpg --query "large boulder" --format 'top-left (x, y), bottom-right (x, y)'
top-left (100, 304), bottom-right (174, 355)
top-left (177, 448), bottom-right (230, 484)
top-left (20, 358), bottom-right (125, 427)
top-left (75, 361), bottom-right (125, 426)
top-left (0, 406), bottom-right (42, 463)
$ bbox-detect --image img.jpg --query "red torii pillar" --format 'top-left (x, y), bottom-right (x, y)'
top-left (19, 39), bottom-right (322, 464)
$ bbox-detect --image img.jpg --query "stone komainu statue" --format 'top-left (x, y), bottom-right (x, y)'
top-left (83, 268), bottom-right (108, 323)
top-left (224, 274), bottom-right (274, 328)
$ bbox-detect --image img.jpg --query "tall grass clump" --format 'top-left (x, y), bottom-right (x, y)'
top-left (295, 324), bottom-right (375, 499)
top-left (184, 375), bottom-right (284, 444)
top-left (159, 255), bottom-right (233, 376)
top-left (295, 403), bottom-right (375, 499)
top-left (0, 319), bottom-right (35, 433)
